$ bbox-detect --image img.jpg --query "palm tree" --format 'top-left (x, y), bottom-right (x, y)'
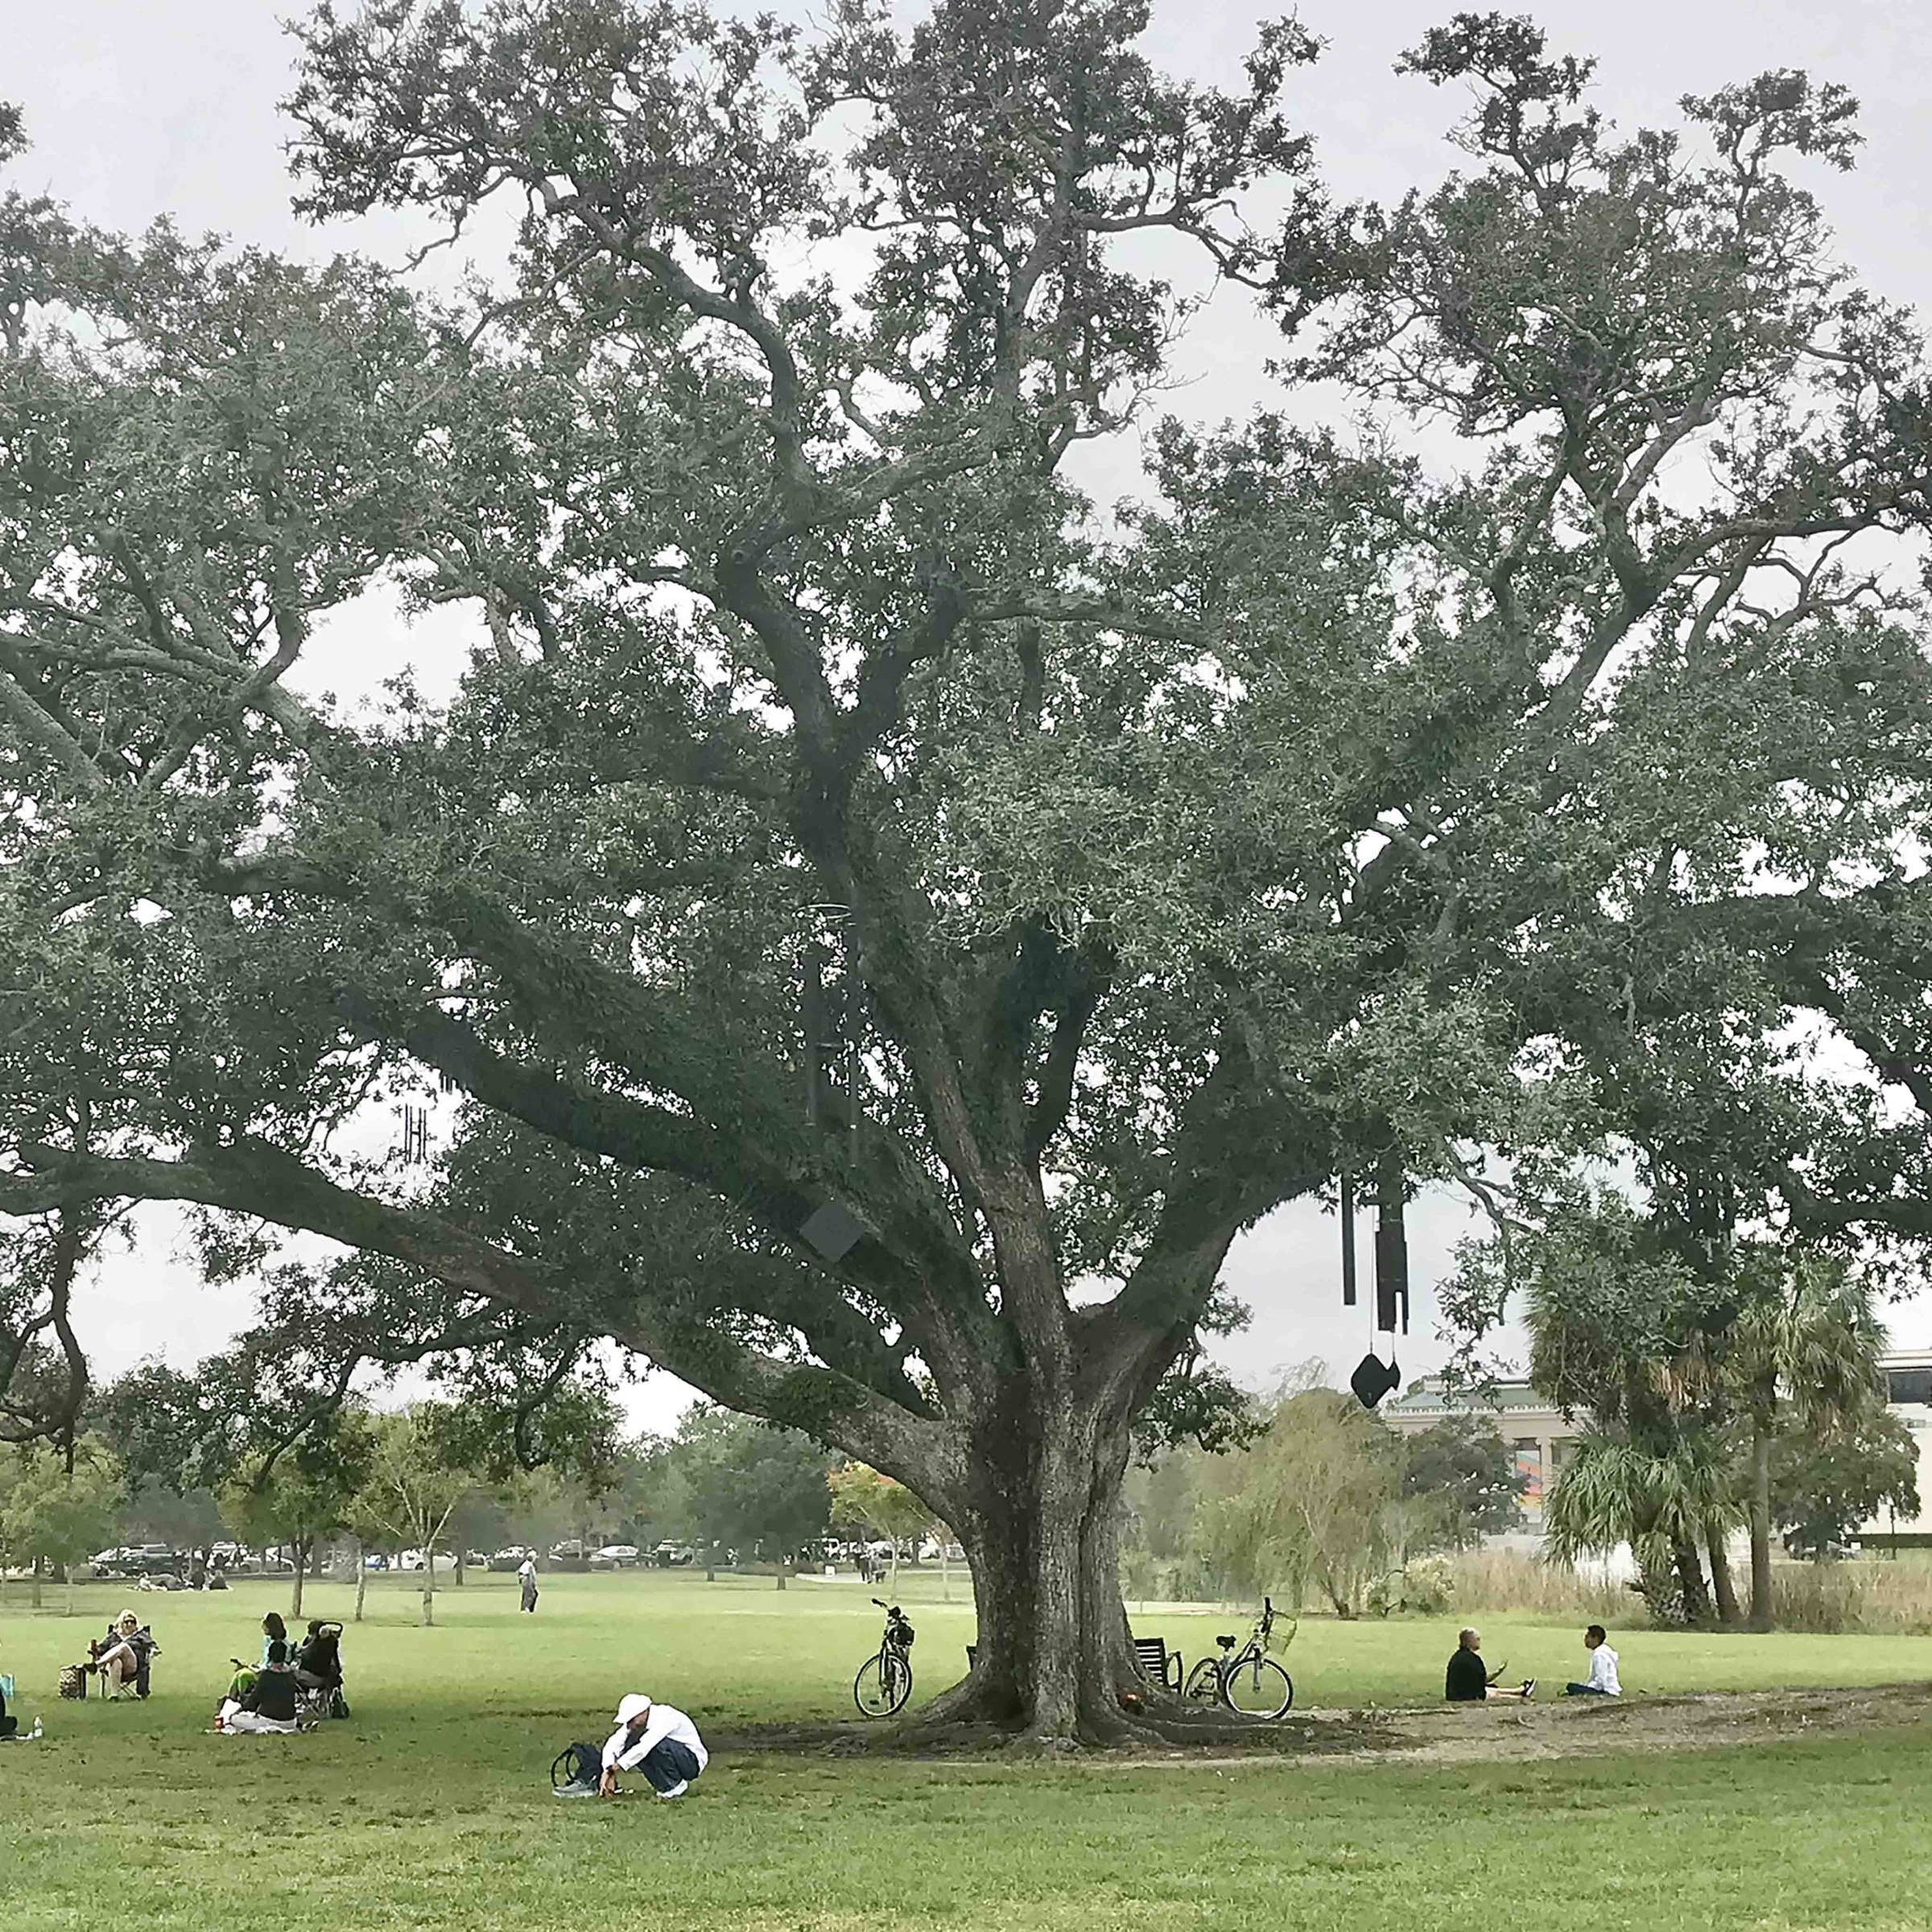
top-left (1544, 1429), bottom-right (1736, 1622)
top-left (1526, 1204), bottom-right (1736, 1620)
top-left (1720, 1253), bottom-right (1887, 1630)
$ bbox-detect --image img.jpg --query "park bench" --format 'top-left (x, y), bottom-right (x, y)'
top-left (964, 1635), bottom-right (1183, 1694)
top-left (1133, 1636), bottom-right (1183, 1693)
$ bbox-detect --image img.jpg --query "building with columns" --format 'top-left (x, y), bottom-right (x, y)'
top-left (1382, 1351), bottom-right (1932, 1540)
top-left (1381, 1378), bottom-right (1578, 1527)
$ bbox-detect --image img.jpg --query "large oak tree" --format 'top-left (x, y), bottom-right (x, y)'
top-left (4, 6), bottom-right (1932, 1741)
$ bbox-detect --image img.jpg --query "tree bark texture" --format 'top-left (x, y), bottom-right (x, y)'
top-left (1706, 1524), bottom-right (1741, 1627)
top-left (1749, 1423), bottom-right (1774, 1630)
top-left (1671, 1533), bottom-right (1712, 1624)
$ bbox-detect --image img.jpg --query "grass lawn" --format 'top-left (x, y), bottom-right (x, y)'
top-left (3, 1571), bottom-right (1931, 1930)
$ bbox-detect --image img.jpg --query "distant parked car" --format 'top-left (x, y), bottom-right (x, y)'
top-left (363, 1553), bottom-right (390, 1571)
top-left (653, 1542), bottom-right (695, 1567)
top-left (589, 1544), bottom-right (641, 1569)
top-left (487, 1547), bottom-right (530, 1573)
top-left (123, 1544), bottom-right (184, 1576)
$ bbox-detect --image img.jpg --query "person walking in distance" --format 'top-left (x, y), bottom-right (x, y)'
top-left (518, 1553), bottom-right (539, 1614)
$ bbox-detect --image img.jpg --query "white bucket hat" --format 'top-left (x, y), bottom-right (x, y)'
top-left (614, 1694), bottom-right (652, 1727)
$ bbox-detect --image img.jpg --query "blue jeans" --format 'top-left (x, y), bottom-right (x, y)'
top-left (639, 1739), bottom-right (701, 1793)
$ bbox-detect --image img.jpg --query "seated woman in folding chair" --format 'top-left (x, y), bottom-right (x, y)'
top-left (91, 1612), bottom-right (158, 1699)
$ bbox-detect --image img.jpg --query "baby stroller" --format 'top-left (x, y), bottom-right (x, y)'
top-left (294, 1620), bottom-right (350, 1720)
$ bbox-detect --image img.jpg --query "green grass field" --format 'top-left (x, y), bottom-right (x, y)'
top-left (4, 1571), bottom-right (1931, 1930)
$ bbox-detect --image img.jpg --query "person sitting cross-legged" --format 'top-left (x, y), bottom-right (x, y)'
top-left (217, 1638), bottom-right (302, 1734)
top-left (1563, 1625), bottom-right (1621, 1698)
top-left (1444, 1626), bottom-right (1534, 1702)
top-left (598, 1694), bottom-right (708, 1800)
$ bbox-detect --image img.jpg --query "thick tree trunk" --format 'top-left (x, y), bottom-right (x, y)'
top-left (1706, 1524), bottom-right (1741, 1627)
top-left (1748, 1422), bottom-right (1774, 1631)
top-left (919, 1397), bottom-right (1152, 1746)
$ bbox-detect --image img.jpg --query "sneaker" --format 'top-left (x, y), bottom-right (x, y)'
top-left (655, 1780), bottom-right (688, 1801)
top-left (1521, 1679), bottom-right (1536, 1700)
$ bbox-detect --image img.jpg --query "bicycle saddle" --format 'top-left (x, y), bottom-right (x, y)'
top-left (1216, 1634), bottom-right (1236, 1649)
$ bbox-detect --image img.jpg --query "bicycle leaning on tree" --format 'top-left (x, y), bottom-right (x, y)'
top-left (1183, 1597), bottom-right (1294, 1719)
top-left (852, 1598), bottom-right (915, 1717)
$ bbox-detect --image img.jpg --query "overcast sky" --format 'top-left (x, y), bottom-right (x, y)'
top-left (9, 0), bottom-right (1932, 1431)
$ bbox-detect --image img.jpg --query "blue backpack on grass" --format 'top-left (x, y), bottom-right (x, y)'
top-left (551, 1740), bottom-right (603, 1796)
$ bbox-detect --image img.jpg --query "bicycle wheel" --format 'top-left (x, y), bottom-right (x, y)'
top-left (1220, 1654), bottom-right (1292, 1719)
top-left (1183, 1657), bottom-right (1223, 1705)
top-left (883, 1649), bottom-right (913, 1715)
top-left (854, 1653), bottom-right (899, 1717)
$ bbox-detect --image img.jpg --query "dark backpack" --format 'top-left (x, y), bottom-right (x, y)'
top-left (551, 1740), bottom-right (603, 1791)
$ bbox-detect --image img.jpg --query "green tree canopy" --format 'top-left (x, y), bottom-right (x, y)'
top-left (4, 7), bottom-right (1932, 1737)
top-left (668, 1406), bottom-right (832, 1571)
top-left (0, 1432), bottom-right (122, 1605)
top-left (218, 1406), bottom-right (377, 1617)
top-left (1772, 1409), bottom-right (1920, 1562)
top-left (1399, 1416), bottom-right (1527, 1549)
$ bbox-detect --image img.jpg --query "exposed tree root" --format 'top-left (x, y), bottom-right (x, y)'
top-left (754, 1674), bottom-right (1356, 1759)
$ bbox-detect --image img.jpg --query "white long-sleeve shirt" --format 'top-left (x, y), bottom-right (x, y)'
top-left (1585, 1643), bottom-right (1621, 1695)
top-left (602, 1703), bottom-right (708, 1774)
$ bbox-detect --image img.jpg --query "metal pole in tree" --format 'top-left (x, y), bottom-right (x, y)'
top-left (803, 904), bottom-right (858, 1133)
top-left (1339, 1165), bottom-right (1357, 1307)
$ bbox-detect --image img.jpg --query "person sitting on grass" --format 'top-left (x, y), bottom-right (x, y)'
top-left (257, 1612), bottom-right (289, 1668)
top-left (599, 1693), bottom-right (708, 1800)
top-left (221, 1615), bottom-right (297, 1711)
top-left (90, 1612), bottom-right (157, 1699)
top-left (0, 1637), bottom-right (17, 1739)
top-left (217, 1637), bottom-right (302, 1734)
top-left (1563, 1625), bottom-right (1620, 1697)
top-left (1444, 1627), bottom-right (1534, 1702)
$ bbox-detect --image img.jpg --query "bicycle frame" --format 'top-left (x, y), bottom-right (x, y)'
top-left (1215, 1598), bottom-right (1295, 1686)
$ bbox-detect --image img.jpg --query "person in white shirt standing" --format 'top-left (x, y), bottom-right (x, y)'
top-left (600, 1693), bottom-right (708, 1798)
top-left (518, 1554), bottom-right (539, 1614)
top-left (1564, 1625), bottom-right (1621, 1697)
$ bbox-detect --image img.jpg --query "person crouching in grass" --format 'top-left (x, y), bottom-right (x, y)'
top-left (599, 1694), bottom-right (708, 1799)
